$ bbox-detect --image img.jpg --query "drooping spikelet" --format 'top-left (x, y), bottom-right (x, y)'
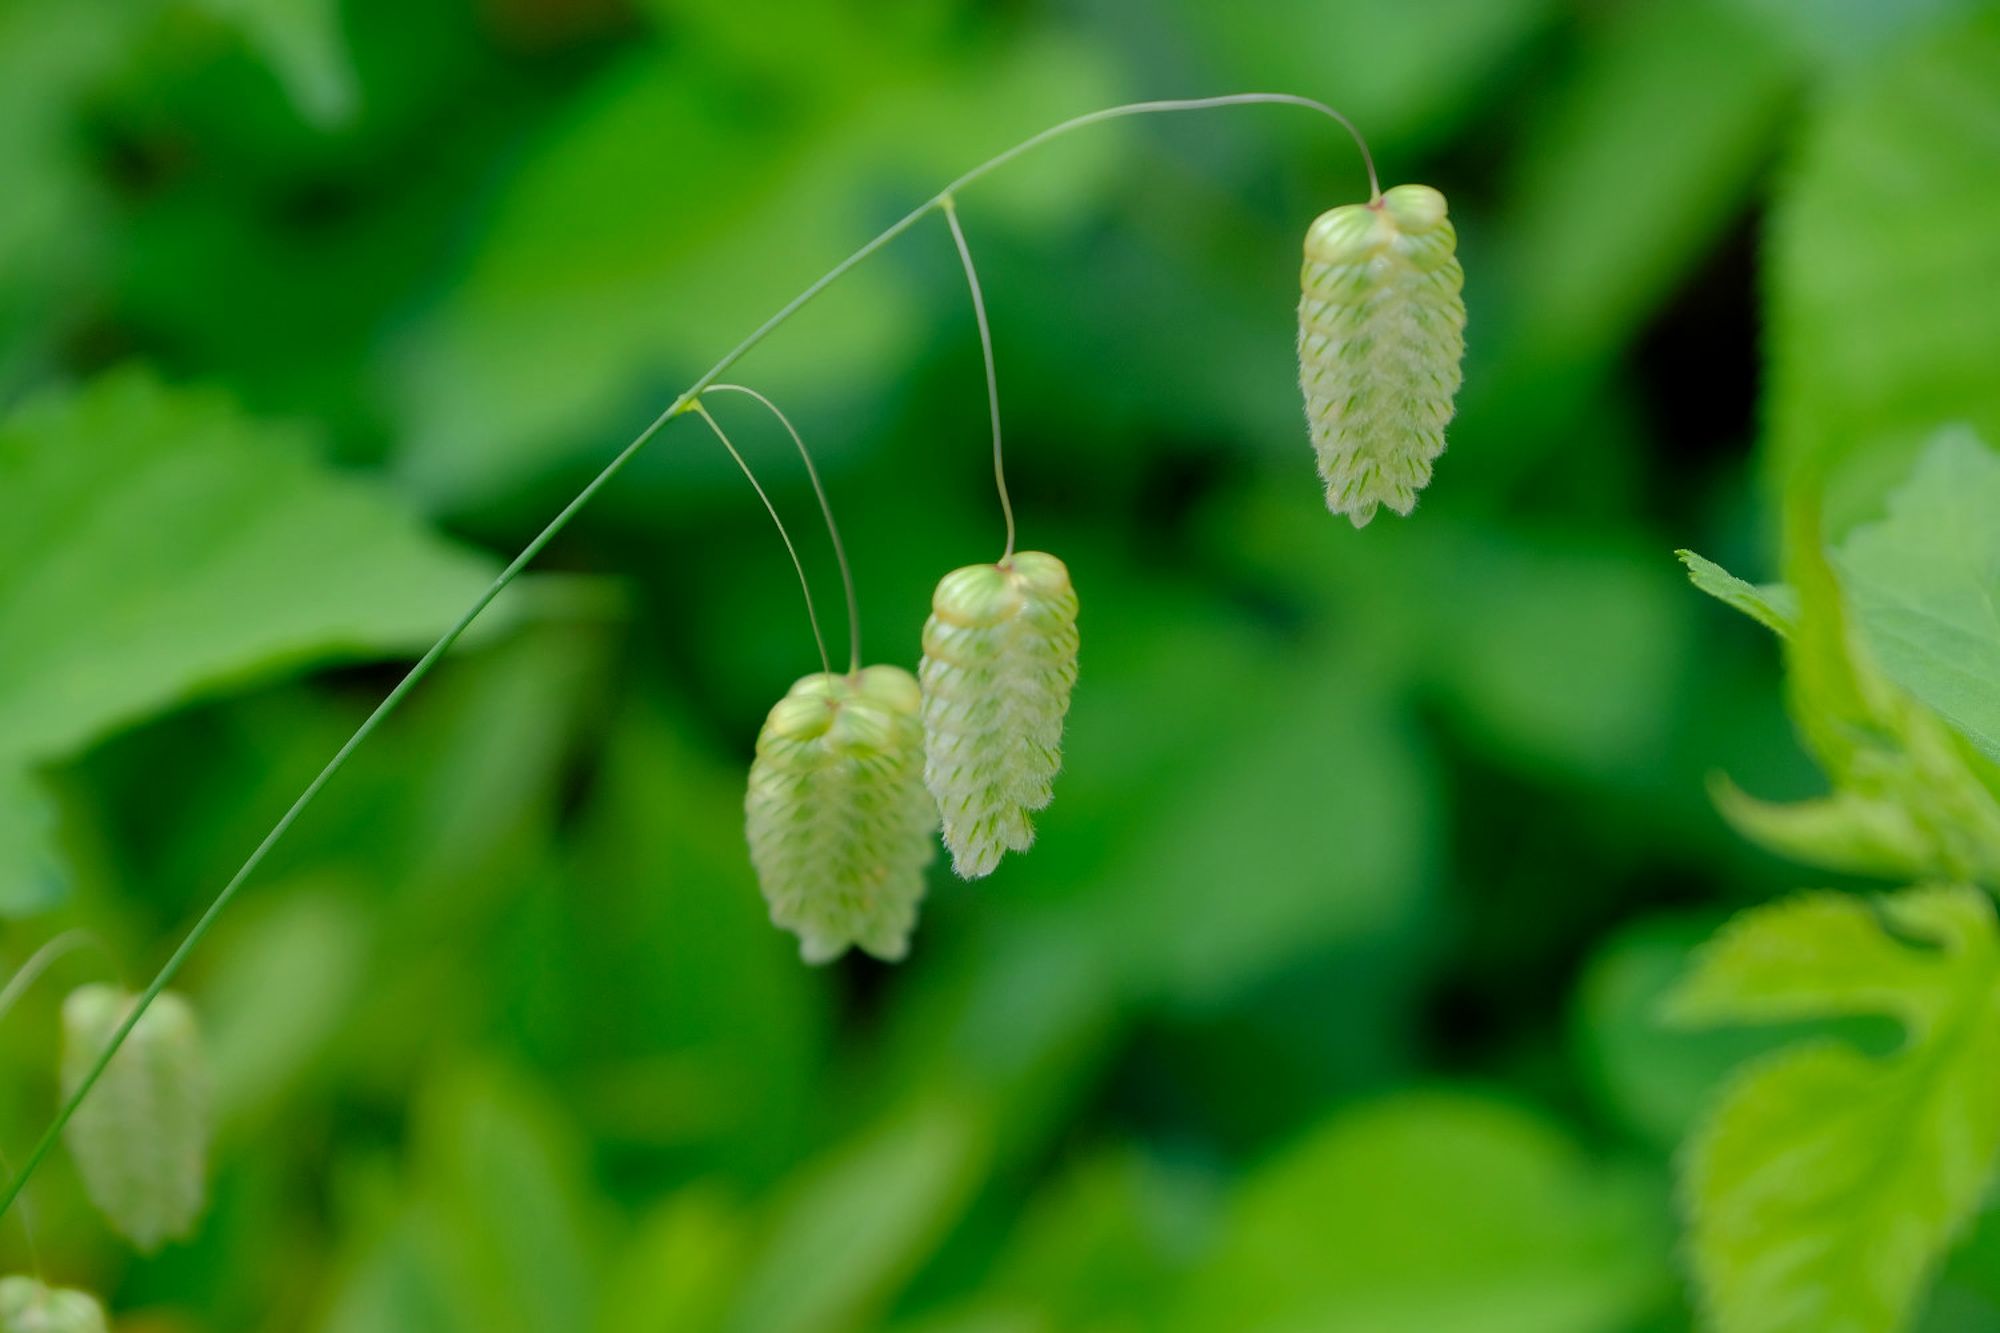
top-left (0, 1276), bottom-right (110, 1333)
top-left (745, 665), bottom-right (936, 963)
top-left (1297, 183), bottom-right (1466, 526)
top-left (919, 551), bottom-right (1080, 878)
top-left (60, 986), bottom-right (210, 1252)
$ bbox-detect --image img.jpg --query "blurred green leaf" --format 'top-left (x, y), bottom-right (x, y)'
top-left (1083, 646), bottom-right (1433, 1007)
top-left (409, 1062), bottom-right (606, 1333)
top-left (1665, 886), bottom-right (2000, 1333)
top-left (1724, 0), bottom-right (1983, 75)
top-left (1572, 913), bottom-right (1782, 1151)
top-left (1174, 1091), bottom-right (1672, 1332)
top-left (196, 0), bottom-right (358, 126)
top-left (0, 771), bottom-right (62, 916)
top-left (1500, 0), bottom-right (1793, 363)
top-left (1836, 428), bottom-right (2000, 764)
top-left (890, 1149), bottom-right (1214, 1333)
top-left (0, 369), bottom-right (499, 911)
top-left (1767, 9), bottom-right (2000, 534)
top-left (389, 31), bottom-right (1120, 511)
top-left (1164, 0), bottom-right (1555, 156)
top-left (196, 876), bottom-right (370, 1127)
top-left (728, 1094), bottom-right (989, 1333)
top-left (0, 0), bottom-right (130, 389)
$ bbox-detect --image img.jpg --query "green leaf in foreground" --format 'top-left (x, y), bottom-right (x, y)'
top-left (1664, 885), bottom-right (2000, 1333)
top-left (1685, 529), bottom-right (2000, 885)
top-left (61, 985), bottom-right (212, 1252)
top-left (0, 369), bottom-right (500, 913)
top-left (1677, 549), bottom-right (1796, 637)
top-left (1836, 428), bottom-right (2000, 766)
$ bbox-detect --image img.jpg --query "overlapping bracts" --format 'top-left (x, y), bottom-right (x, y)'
top-left (745, 666), bottom-right (936, 962)
top-left (1298, 183), bottom-right (1466, 526)
top-left (920, 552), bottom-right (1080, 877)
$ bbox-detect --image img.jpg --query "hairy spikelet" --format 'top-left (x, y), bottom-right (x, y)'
top-left (60, 986), bottom-right (210, 1252)
top-left (920, 551), bottom-right (1080, 878)
top-left (745, 666), bottom-right (936, 963)
top-left (0, 1277), bottom-right (109, 1333)
top-left (1297, 183), bottom-right (1466, 526)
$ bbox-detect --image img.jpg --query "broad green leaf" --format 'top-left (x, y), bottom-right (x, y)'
top-left (0, 370), bottom-right (500, 911)
top-left (1664, 886), bottom-right (2000, 1333)
top-left (1678, 549), bottom-right (1796, 637)
top-left (61, 985), bottom-right (212, 1252)
top-left (1698, 513), bottom-right (2000, 884)
top-left (1173, 1091), bottom-right (1671, 1333)
top-left (0, 1276), bottom-right (108, 1333)
top-left (1767, 10), bottom-right (2000, 535)
top-left (1836, 428), bottom-right (2000, 764)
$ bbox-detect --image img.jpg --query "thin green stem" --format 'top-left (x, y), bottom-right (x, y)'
top-left (706, 384), bottom-right (861, 674)
top-left (0, 1147), bottom-right (41, 1283)
top-left (0, 931), bottom-right (98, 1029)
top-left (692, 399), bottom-right (833, 678)
top-left (940, 197), bottom-right (1014, 562)
top-left (0, 90), bottom-right (1374, 1223)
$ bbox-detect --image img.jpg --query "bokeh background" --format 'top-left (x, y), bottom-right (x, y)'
top-left (2, 0), bottom-right (1996, 1328)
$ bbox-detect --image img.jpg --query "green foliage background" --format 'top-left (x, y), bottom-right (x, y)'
top-left (2, 0), bottom-right (1998, 1328)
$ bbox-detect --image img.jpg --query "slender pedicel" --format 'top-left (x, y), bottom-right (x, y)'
top-left (693, 399), bottom-right (834, 678)
top-left (705, 384), bottom-right (861, 674)
top-left (941, 197), bottom-right (1015, 561)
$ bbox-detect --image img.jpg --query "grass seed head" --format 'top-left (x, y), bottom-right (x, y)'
top-left (59, 986), bottom-right (210, 1253)
top-left (745, 665), bottom-right (936, 963)
top-left (0, 1277), bottom-right (110, 1333)
top-left (1298, 183), bottom-right (1467, 526)
top-left (920, 551), bottom-right (1080, 878)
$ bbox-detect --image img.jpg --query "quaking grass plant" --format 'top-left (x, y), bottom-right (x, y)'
top-left (0, 93), bottom-right (1467, 1303)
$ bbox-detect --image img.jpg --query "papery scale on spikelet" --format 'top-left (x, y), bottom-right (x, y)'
top-left (745, 666), bottom-right (935, 963)
top-left (1298, 183), bottom-right (1466, 527)
top-left (920, 552), bottom-right (1079, 878)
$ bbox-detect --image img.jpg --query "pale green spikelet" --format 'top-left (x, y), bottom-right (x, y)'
top-left (1297, 183), bottom-right (1467, 526)
top-left (60, 986), bottom-right (211, 1252)
top-left (919, 551), bottom-right (1080, 878)
top-left (745, 665), bottom-right (936, 963)
top-left (0, 1277), bottom-right (108, 1333)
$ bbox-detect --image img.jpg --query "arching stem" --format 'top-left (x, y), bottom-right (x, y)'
top-left (940, 197), bottom-right (1015, 563)
top-left (0, 90), bottom-right (1377, 1223)
top-left (692, 400), bottom-right (833, 678)
top-left (0, 931), bottom-right (99, 1029)
top-left (705, 384), bottom-right (861, 675)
